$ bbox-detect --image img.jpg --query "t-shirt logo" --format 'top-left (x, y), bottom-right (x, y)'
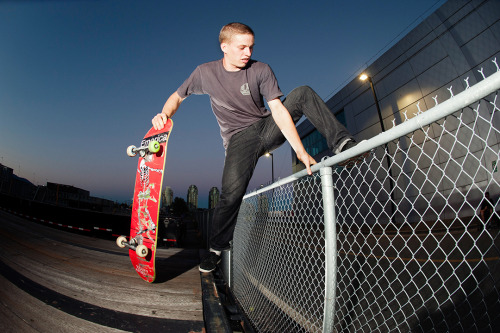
top-left (240, 83), bottom-right (250, 96)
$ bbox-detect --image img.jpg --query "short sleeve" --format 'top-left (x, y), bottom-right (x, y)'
top-left (177, 66), bottom-right (204, 98)
top-left (259, 64), bottom-right (283, 102)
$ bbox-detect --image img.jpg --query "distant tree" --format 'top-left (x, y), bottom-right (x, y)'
top-left (172, 197), bottom-right (189, 216)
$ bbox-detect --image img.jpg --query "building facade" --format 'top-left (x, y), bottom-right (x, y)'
top-left (209, 186), bottom-right (220, 209)
top-left (0, 164), bottom-right (115, 212)
top-left (294, 0), bottom-right (500, 176)
top-left (162, 186), bottom-right (173, 208)
top-left (187, 185), bottom-right (198, 211)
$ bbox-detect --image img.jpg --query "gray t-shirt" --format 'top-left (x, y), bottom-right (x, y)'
top-left (177, 59), bottom-right (283, 149)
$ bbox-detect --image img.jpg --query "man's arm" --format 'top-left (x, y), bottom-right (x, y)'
top-left (267, 98), bottom-right (316, 175)
top-left (152, 91), bottom-right (185, 130)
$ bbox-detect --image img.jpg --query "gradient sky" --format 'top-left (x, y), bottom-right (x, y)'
top-left (0, 0), bottom-right (446, 208)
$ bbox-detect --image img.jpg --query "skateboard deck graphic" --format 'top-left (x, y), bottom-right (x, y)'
top-left (116, 119), bottom-right (173, 282)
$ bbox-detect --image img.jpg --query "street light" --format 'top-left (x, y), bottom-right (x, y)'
top-left (360, 73), bottom-right (395, 222)
top-left (360, 73), bottom-right (386, 132)
top-left (265, 152), bottom-right (274, 183)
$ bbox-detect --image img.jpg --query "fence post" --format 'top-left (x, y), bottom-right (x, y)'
top-left (320, 166), bottom-right (337, 332)
top-left (221, 244), bottom-right (232, 288)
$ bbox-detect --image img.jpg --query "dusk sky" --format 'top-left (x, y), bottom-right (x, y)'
top-left (1, 0), bottom-right (446, 208)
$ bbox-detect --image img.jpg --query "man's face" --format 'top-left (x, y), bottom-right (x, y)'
top-left (221, 33), bottom-right (254, 71)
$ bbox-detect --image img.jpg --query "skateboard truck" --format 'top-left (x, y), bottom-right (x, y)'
top-left (126, 140), bottom-right (161, 158)
top-left (116, 235), bottom-right (149, 258)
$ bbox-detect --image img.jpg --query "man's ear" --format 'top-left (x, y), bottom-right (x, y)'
top-left (220, 42), bottom-right (227, 54)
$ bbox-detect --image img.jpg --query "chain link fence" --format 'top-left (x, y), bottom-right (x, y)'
top-left (231, 62), bottom-right (500, 332)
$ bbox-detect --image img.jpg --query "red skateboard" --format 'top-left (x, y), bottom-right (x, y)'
top-left (116, 119), bottom-right (173, 282)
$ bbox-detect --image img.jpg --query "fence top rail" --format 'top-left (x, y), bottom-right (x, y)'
top-left (243, 70), bottom-right (500, 200)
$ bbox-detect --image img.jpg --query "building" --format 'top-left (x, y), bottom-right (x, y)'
top-left (0, 163), bottom-right (13, 183)
top-left (0, 164), bottom-right (14, 193)
top-left (294, 0), bottom-right (500, 175)
top-left (293, 0), bottom-right (500, 223)
top-left (209, 187), bottom-right (220, 209)
top-left (162, 186), bottom-right (174, 208)
top-left (0, 163), bottom-right (34, 199)
top-left (187, 185), bottom-right (198, 211)
top-left (0, 163), bottom-right (116, 212)
top-left (39, 182), bottom-right (114, 210)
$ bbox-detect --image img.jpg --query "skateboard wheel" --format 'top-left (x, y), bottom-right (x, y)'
top-left (136, 244), bottom-right (148, 258)
top-left (148, 141), bottom-right (160, 153)
top-left (116, 235), bottom-right (127, 248)
top-left (127, 145), bottom-right (137, 157)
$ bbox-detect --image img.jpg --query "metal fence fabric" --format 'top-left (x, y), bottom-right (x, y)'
top-left (234, 176), bottom-right (327, 332)
top-left (333, 104), bottom-right (500, 332)
top-left (231, 64), bottom-right (500, 332)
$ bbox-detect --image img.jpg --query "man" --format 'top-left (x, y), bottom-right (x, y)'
top-left (152, 22), bottom-right (360, 272)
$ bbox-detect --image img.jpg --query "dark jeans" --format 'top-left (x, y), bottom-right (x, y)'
top-left (209, 86), bottom-right (353, 251)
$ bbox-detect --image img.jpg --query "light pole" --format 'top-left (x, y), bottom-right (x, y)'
top-left (265, 152), bottom-right (274, 183)
top-left (360, 73), bottom-right (396, 223)
top-left (360, 74), bottom-right (385, 132)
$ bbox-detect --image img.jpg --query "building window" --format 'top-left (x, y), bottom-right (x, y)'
top-left (302, 109), bottom-right (346, 157)
top-left (302, 130), bottom-right (329, 157)
top-left (293, 109), bottom-right (347, 170)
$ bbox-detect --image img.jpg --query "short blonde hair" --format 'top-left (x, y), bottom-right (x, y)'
top-left (219, 22), bottom-right (254, 44)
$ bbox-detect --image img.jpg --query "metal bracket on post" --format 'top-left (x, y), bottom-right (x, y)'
top-left (320, 166), bottom-right (337, 333)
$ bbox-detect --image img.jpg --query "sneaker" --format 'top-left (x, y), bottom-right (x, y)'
top-left (337, 139), bottom-right (370, 167)
top-left (334, 138), bottom-right (353, 155)
top-left (199, 251), bottom-right (221, 273)
top-left (340, 139), bottom-right (358, 152)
